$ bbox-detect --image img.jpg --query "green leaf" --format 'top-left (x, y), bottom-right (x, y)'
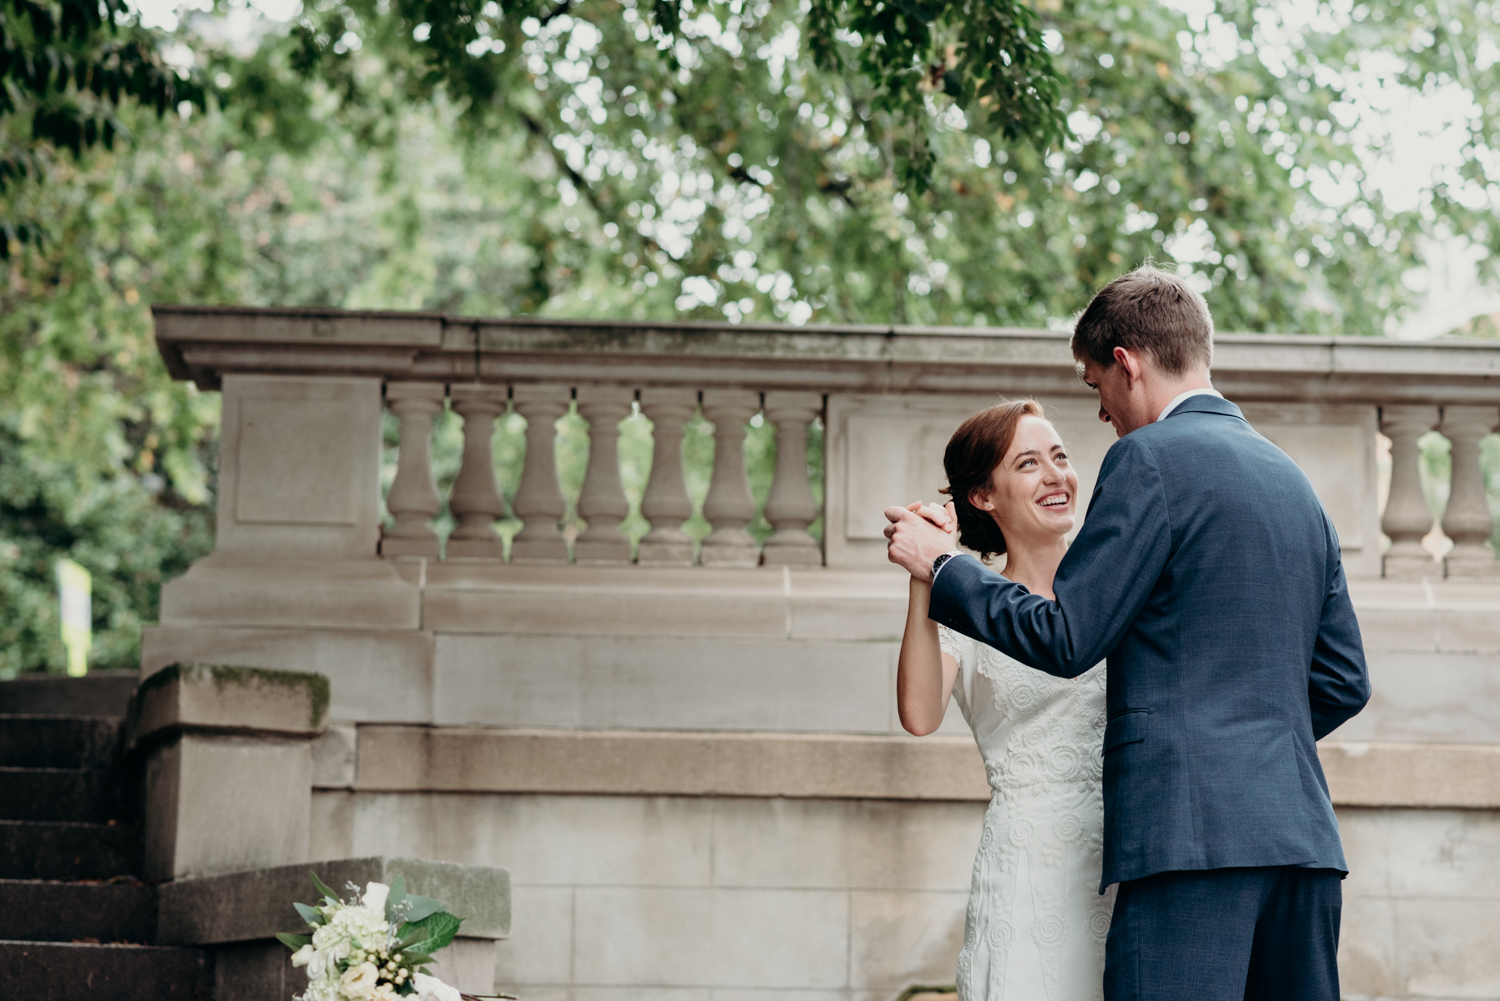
top-left (276, 933), bottom-right (312, 950)
top-left (398, 911), bottom-right (463, 957)
top-left (385, 875), bottom-right (406, 923)
top-left (310, 871), bottom-right (341, 903)
top-left (293, 901), bottom-right (324, 927)
top-left (400, 893), bottom-right (446, 923)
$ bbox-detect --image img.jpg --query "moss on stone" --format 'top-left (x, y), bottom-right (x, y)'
top-left (140, 662), bottom-right (331, 729)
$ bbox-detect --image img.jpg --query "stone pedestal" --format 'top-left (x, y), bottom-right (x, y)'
top-left (157, 856), bottom-right (511, 1001)
top-left (129, 663), bottom-right (330, 881)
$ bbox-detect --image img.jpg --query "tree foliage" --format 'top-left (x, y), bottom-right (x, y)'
top-left (3, 0), bottom-right (1500, 674)
top-left (0, 0), bottom-right (206, 248)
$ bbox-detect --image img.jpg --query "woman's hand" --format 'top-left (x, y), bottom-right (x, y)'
top-left (905, 500), bottom-right (956, 531)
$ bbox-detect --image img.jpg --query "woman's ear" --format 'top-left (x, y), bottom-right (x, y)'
top-left (968, 486), bottom-right (995, 512)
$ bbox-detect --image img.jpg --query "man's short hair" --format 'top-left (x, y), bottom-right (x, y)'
top-left (1070, 265), bottom-right (1214, 375)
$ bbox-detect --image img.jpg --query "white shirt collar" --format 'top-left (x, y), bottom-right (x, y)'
top-left (1156, 388), bottom-right (1223, 424)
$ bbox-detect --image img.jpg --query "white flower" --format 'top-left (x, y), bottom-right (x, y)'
top-left (313, 903), bottom-right (391, 955)
top-left (361, 882), bottom-right (390, 915)
top-left (340, 962), bottom-right (380, 1000)
top-left (291, 945), bottom-right (315, 968)
top-left (371, 986), bottom-right (401, 1001)
top-left (306, 948), bottom-right (331, 981)
top-left (298, 980), bottom-right (339, 1001)
top-left (410, 972), bottom-right (463, 1001)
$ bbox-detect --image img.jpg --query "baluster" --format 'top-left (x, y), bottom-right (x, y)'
top-left (1440, 405), bottom-right (1500, 578)
top-left (573, 386), bottom-right (635, 564)
top-left (637, 388), bottom-right (699, 566)
top-left (1381, 404), bottom-right (1439, 578)
top-left (446, 385), bottom-right (507, 560)
top-left (700, 389), bottom-right (763, 567)
top-left (381, 382), bottom-right (446, 559)
top-left (761, 391), bottom-right (824, 566)
top-left (510, 383), bottom-right (571, 563)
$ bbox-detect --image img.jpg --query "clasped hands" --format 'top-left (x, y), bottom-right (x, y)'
top-left (884, 500), bottom-right (958, 582)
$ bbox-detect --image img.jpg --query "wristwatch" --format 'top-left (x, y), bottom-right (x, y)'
top-left (931, 552), bottom-right (958, 579)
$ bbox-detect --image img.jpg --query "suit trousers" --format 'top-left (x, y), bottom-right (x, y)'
top-left (1103, 865), bottom-right (1342, 1001)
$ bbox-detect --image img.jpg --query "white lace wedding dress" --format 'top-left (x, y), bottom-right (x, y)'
top-left (938, 625), bottom-right (1116, 1001)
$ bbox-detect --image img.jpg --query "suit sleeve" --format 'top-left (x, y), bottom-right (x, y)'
top-left (1308, 527), bottom-right (1371, 740)
top-left (928, 434), bottom-right (1173, 678)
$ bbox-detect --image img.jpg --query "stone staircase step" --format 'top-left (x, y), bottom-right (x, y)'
top-left (0, 672), bottom-right (140, 717)
top-left (0, 767), bottom-right (126, 823)
top-left (0, 940), bottom-right (211, 1000)
top-left (0, 821), bottom-right (141, 881)
top-left (0, 880), bottom-right (156, 944)
top-left (0, 716), bottom-right (123, 769)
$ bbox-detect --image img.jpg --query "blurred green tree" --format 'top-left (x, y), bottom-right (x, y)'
top-left (4, 0), bottom-right (1500, 675)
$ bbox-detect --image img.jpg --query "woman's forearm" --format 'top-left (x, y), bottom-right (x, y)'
top-left (897, 577), bottom-right (951, 735)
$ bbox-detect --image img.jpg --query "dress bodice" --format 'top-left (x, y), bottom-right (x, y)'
top-left (941, 625), bottom-right (1108, 798)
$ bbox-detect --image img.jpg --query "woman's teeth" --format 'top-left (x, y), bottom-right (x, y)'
top-left (1038, 494), bottom-right (1068, 507)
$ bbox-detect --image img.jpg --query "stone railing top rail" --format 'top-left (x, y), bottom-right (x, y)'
top-left (153, 304), bottom-right (1500, 404)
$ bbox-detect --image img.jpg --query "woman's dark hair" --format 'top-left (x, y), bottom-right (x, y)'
top-left (939, 399), bottom-right (1046, 561)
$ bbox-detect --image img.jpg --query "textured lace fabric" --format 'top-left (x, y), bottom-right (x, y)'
top-left (939, 625), bottom-right (1116, 1001)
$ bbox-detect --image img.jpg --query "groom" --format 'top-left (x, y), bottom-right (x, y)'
top-left (885, 266), bottom-right (1370, 1001)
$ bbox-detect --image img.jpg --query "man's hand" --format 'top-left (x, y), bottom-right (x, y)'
top-left (884, 501), bottom-right (958, 581)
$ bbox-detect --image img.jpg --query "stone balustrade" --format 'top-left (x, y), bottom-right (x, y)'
top-left (154, 305), bottom-right (1500, 577)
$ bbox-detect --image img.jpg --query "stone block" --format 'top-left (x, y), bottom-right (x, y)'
top-left (1343, 807), bottom-right (1500, 900)
top-left (1337, 895), bottom-right (1398, 1000)
top-left (710, 798), bottom-right (982, 891)
top-left (213, 939), bottom-right (308, 1001)
top-left (352, 727), bottom-right (990, 802)
top-left (159, 556), bottom-right (421, 630)
top-left (848, 890), bottom-right (967, 989)
top-left (1391, 897), bottom-right (1500, 998)
top-left (1349, 605), bottom-right (1439, 653)
top-left (1319, 742), bottom-right (1500, 808)
top-left (427, 937), bottom-right (500, 996)
top-left (312, 724), bottom-right (358, 787)
top-left (309, 790), bottom-right (355, 861)
top-left (431, 634), bottom-right (897, 733)
top-left (214, 375), bottom-right (384, 559)
top-left (158, 855), bottom-right (511, 944)
top-left (144, 734), bottom-right (313, 881)
top-left (142, 625), bottom-right (434, 723)
top-left (422, 563), bottom-right (794, 638)
top-left (572, 887), bottom-right (848, 988)
top-left (1440, 607), bottom-right (1500, 653)
top-left (336, 792), bottom-right (714, 888)
top-left (494, 886), bottom-right (574, 986)
top-left (128, 663), bottom-right (329, 750)
top-left (1330, 652), bottom-right (1500, 744)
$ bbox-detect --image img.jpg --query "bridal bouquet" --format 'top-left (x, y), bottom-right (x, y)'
top-left (278, 872), bottom-right (498, 1001)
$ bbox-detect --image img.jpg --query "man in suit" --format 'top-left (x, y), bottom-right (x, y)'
top-left (884, 266), bottom-right (1371, 1001)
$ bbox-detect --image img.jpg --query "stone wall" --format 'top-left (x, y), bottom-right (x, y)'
top-left (141, 307), bottom-right (1500, 1001)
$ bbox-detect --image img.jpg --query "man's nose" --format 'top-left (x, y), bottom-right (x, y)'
top-left (1098, 406), bottom-right (1111, 423)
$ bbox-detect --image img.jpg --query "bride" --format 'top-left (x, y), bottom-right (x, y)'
top-left (892, 399), bottom-right (1114, 1001)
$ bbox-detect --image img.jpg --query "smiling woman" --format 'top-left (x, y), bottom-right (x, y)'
top-left (891, 397), bottom-right (1110, 1001)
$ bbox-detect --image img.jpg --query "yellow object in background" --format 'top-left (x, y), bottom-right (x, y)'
top-left (56, 559), bottom-right (91, 677)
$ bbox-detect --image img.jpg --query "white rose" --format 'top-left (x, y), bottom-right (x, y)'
top-left (291, 945), bottom-right (315, 968)
top-left (361, 882), bottom-right (390, 914)
top-left (306, 948), bottom-right (330, 981)
top-left (410, 972), bottom-right (463, 1001)
top-left (340, 962), bottom-right (380, 1001)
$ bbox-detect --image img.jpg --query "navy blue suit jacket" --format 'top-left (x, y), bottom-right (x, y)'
top-left (929, 395), bottom-right (1370, 890)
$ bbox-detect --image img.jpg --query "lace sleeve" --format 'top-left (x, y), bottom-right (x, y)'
top-left (937, 624), bottom-right (966, 668)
